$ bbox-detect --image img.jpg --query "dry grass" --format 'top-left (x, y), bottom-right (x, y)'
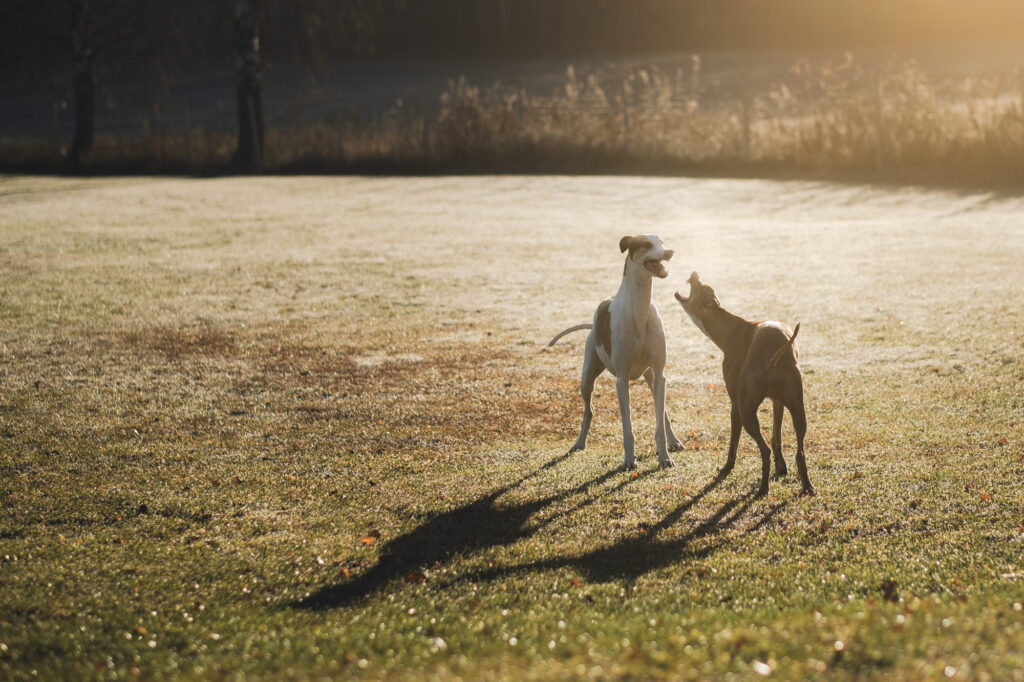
top-left (1, 174), bottom-right (1023, 680)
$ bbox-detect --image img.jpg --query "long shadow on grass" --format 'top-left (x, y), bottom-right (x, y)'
top-left (455, 483), bottom-right (787, 587)
top-left (296, 451), bottom-right (629, 610)
top-left (294, 455), bottom-right (776, 610)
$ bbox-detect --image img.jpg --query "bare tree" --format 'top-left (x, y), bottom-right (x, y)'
top-left (232, 0), bottom-right (264, 171)
top-left (0, 0), bottom-right (156, 168)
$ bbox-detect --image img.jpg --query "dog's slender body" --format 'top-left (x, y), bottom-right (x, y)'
top-left (549, 235), bottom-right (683, 470)
top-left (675, 272), bottom-right (813, 496)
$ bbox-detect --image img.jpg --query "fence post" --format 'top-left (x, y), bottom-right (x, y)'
top-left (156, 103), bottom-right (165, 169)
top-left (741, 97), bottom-right (751, 161)
top-left (116, 95), bottom-right (124, 159)
top-left (184, 100), bottom-right (192, 171)
top-left (422, 113), bottom-right (431, 164)
top-left (874, 83), bottom-right (884, 169)
top-left (51, 101), bottom-right (59, 158)
top-left (517, 89), bottom-right (526, 146)
top-left (622, 95), bottom-right (631, 154)
top-left (1018, 67), bottom-right (1024, 139)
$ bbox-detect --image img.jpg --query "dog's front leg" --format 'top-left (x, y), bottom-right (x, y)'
top-left (652, 372), bottom-right (675, 469)
top-left (739, 389), bottom-right (772, 497)
top-left (723, 401), bottom-right (741, 474)
top-left (616, 376), bottom-right (637, 470)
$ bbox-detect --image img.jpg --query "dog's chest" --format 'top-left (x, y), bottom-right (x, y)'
top-left (595, 298), bottom-right (613, 355)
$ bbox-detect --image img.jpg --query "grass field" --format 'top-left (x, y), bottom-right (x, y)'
top-left (1, 174), bottom-right (1023, 680)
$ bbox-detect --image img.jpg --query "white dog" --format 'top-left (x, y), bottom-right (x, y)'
top-left (549, 235), bottom-right (684, 470)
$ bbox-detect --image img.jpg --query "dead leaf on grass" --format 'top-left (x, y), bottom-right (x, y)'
top-left (360, 530), bottom-right (381, 546)
top-left (404, 571), bottom-right (427, 584)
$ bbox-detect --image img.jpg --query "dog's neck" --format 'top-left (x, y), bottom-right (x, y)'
top-left (693, 305), bottom-right (752, 352)
top-left (618, 260), bottom-right (655, 326)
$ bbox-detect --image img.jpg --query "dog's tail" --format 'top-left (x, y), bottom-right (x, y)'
top-left (767, 322), bottom-right (800, 370)
top-left (547, 323), bottom-right (593, 347)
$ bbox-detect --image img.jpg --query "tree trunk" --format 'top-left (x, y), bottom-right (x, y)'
top-left (233, 0), bottom-right (263, 171)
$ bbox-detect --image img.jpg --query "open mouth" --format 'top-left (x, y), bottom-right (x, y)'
top-left (644, 258), bottom-right (669, 278)
top-left (675, 274), bottom-right (698, 304)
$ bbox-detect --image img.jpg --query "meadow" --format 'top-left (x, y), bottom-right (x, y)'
top-left (0, 174), bottom-right (1023, 680)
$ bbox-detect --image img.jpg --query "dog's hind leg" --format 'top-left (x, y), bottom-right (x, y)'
top-left (644, 368), bottom-right (683, 454)
top-left (570, 336), bottom-right (604, 453)
top-left (770, 398), bottom-right (787, 477)
top-left (785, 381), bottom-right (814, 495)
top-left (739, 386), bottom-right (771, 497)
top-left (649, 370), bottom-right (675, 469)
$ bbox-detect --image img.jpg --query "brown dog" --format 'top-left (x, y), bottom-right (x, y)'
top-left (675, 272), bottom-right (813, 496)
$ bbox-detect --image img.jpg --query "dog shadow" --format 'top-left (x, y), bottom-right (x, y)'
top-left (293, 455), bottom-right (783, 610)
top-left (458, 477), bottom-right (786, 588)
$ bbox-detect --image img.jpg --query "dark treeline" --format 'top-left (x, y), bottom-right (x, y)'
top-left (7, 1), bottom-right (1024, 80)
top-left (3, 0), bottom-right (1024, 172)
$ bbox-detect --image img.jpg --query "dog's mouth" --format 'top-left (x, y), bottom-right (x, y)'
top-left (644, 257), bottom-right (670, 279)
top-left (675, 272), bottom-right (700, 303)
top-left (675, 274), bottom-right (697, 305)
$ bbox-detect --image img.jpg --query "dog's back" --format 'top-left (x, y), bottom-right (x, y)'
top-left (751, 321), bottom-right (799, 371)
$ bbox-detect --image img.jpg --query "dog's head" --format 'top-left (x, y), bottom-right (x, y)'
top-left (674, 271), bottom-right (719, 329)
top-left (619, 234), bottom-right (674, 279)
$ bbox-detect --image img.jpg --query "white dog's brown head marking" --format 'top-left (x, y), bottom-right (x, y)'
top-left (620, 234), bottom-right (674, 278)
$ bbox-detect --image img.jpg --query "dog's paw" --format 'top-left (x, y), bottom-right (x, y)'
top-left (658, 456), bottom-right (675, 469)
top-left (801, 486), bottom-right (816, 497)
top-left (568, 441), bottom-right (587, 453)
top-left (621, 458), bottom-right (638, 471)
top-left (668, 439), bottom-right (684, 453)
top-left (754, 485), bottom-right (769, 498)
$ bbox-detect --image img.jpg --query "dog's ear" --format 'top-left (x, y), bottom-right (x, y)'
top-left (704, 289), bottom-right (720, 309)
top-left (619, 235), bottom-right (652, 256)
